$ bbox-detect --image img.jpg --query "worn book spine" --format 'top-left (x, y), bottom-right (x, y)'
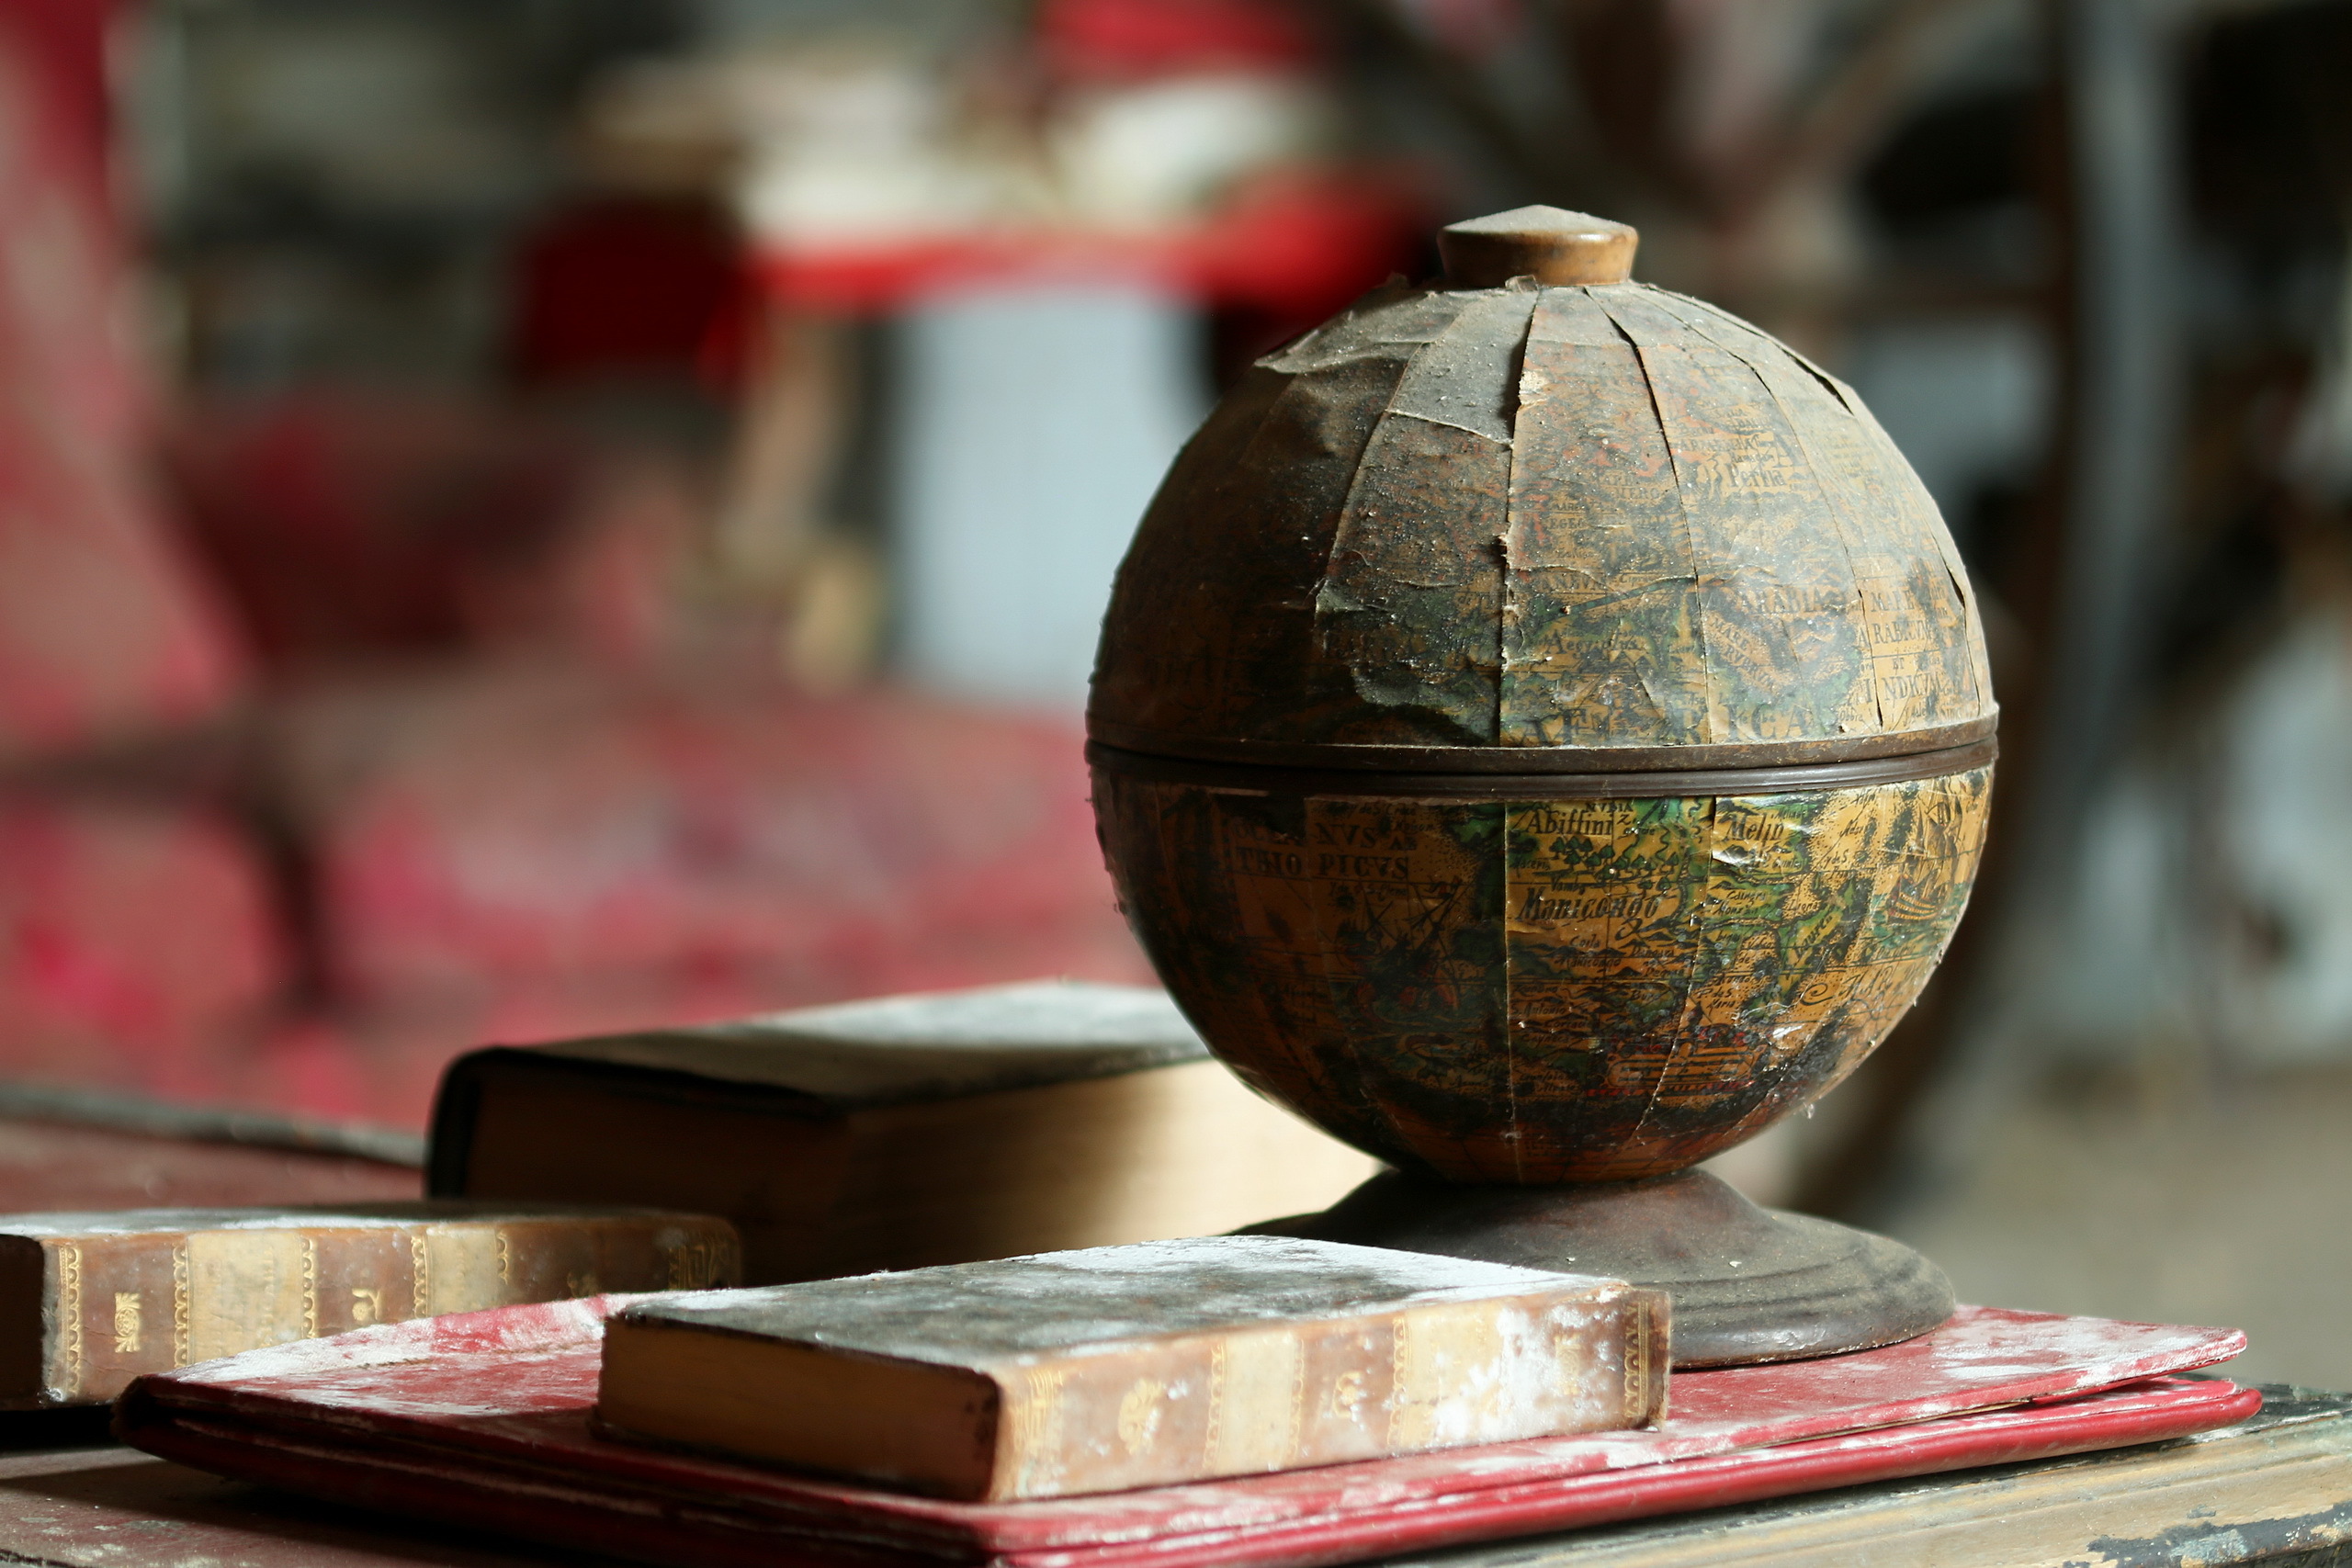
top-left (0, 1215), bottom-right (738, 1407)
top-left (980, 1286), bottom-right (1668, 1500)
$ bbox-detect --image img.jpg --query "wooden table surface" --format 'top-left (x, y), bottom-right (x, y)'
top-left (4, 1390), bottom-right (2346, 1568)
top-left (0, 1437), bottom-right (596, 1567)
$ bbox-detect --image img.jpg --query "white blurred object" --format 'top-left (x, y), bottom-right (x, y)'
top-left (603, 39), bottom-right (1341, 245)
top-left (2205, 609), bottom-right (2352, 1061)
top-left (1670, 0), bottom-right (1820, 180)
top-left (1052, 73), bottom-right (1338, 226)
top-left (894, 283), bottom-right (1208, 707)
top-left (2029, 607), bottom-right (2352, 1068)
top-left (1842, 316), bottom-right (2053, 519)
top-left (733, 50), bottom-right (1033, 245)
top-left (594, 47), bottom-right (1043, 246)
top-left (2026, 761), bottom-right (2180, 1061)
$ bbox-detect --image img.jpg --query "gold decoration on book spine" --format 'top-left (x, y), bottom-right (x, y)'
top-left (1386, 1317), bottom-right (1414, 1449)
top-left (1115, 1378), bottom-right (1166, 1456)
top-left (1207, 1330), bottom-right (1307, 1472)
top-left (171, 1243), bottom-right (191, 1367)
top-left (410, 1234), bottom-right (429, 1318)
top-left (1203, 1342), bottom-right (1227, 1464)
top-left (1623, 1301), bottom-right (1654, 1419)
top-left (1282, 1340), bottom-right (1306, 1462)
top-left (1005, 1366), bottom-right (1069, 1496)
top-left (664, 1237), bottom-right (731, 1289)
top-left (1390, 1306), bottom-right (1486, 1449)
top-left (56, 1244), bottom-right (82, 1398)
top-left (184, 1232), bottom-right (306, 1363)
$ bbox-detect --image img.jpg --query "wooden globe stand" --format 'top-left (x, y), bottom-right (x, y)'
top-left (1090, 206), bottom-right (1996, 1369)
top-left (1264, 1169), bottom-right (1953, 1367)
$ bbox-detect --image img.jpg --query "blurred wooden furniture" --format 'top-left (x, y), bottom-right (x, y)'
top-left (0, 1111), bottom-right (417, 1215)
top-left (729, 175), bottom-right (1424, 705)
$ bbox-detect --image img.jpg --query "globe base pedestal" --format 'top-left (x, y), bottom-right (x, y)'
top-left (1264, 1168), bottom-right (1953, 1368)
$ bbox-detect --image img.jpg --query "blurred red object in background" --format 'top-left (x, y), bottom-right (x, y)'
top-left (279, 668), bottom-right (1147, 1016)
top-left (0, 20), bottom-right (247, 760)
top-left (164, 395), bottom-right (591, 673)
top-left (509, 196), bottom-right (752, 392)
top-left (0, 0), bottom-right (114, 226)
top-left (0, 9), bottom-right (280, 1120)
top-left (168, 394), bottom-right (718, 675)
top-left (0, 795), bottom-right (287, 1100)
top-left (0, 5), bottom-right (1157, 1134)
top-left (0, 661), bottom-right (1153, 1131)
top-left (1037, 0), bottom-right (1325, 81)
top-left (243, 666), bottom-right (1149, 1125)
top-left (153, 388), bottom-right (1151, 1131)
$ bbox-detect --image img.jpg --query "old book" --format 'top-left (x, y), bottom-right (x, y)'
top-left (427, 981), bottom-right (1379, 1283)
top-left (113, 1299), bottom-right (2258, 1568)
top-left (0, 1203), bottom-right (738, 1407)
top-left (595, 1235), bottom-right (1668, 1500)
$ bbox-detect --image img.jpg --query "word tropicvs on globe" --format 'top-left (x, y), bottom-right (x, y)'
top-left (1087, 208), bottom-right (1996, 1366)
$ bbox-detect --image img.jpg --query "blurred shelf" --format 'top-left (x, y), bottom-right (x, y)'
top-left (749, 173), bottom-right (1426, 315)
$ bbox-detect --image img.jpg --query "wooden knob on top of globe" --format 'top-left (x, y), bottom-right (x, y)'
top-left (1439, 205), bottom-right (1639, 288)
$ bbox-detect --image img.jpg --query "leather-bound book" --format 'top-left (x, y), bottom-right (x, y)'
top-left (428, 982), bottom-right (1379, 1284)
top-left (595, 1235), bottom-right (1668, 1501)
top-left (0, 1203), bottom-right (738, 1406)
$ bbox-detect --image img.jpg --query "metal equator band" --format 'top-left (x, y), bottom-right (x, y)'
top-left (1087, 736), bottom-right (1996, 800)
top-left (1084, 713), bottom-right (1997, 777)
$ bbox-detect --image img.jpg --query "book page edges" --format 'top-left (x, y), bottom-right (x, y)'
top-left (597, 1319), bottom-right (1001, 1498)
top-left (451, 1055), bottom-right (1372, 1284)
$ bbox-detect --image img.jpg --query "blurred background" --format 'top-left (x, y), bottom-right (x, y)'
top-left (0, 0), bottom-right (2346, 1378)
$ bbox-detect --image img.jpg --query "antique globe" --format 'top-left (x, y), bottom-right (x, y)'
top-left (1087, 209), bottom-right (1995, 1364)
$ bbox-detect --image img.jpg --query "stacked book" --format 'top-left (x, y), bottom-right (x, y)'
top-left (110, 1237), bottom-right (2256, 1568)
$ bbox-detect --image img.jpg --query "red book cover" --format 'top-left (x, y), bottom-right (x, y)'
top-left (119, 1299), bottom-right (2255, 1568)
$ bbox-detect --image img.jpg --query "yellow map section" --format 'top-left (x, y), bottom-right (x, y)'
top-left (1091, 765), bottom-right (1992, 1183)
top-left (1500, 770), bottom-right (1989, 1179)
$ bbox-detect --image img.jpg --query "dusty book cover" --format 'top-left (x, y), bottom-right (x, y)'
top-left (597, 1235), bottom-right (1667, 1499)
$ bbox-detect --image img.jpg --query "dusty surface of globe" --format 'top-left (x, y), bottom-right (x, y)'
top-left (1090, 217), bottom-right (1995, 1187)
